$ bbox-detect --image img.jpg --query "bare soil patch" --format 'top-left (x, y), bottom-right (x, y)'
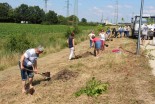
top-left (52, 69), bottom-right (78, 81)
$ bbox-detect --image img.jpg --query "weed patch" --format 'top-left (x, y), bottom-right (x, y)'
top-left (75, 77), bottom-right (109, 97)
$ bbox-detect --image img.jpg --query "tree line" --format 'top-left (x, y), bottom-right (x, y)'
top-left (0, 2), bottom-right (98, 25)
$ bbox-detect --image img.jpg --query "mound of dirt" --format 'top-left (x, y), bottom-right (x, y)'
top-left (80, 51), bottom-right (93, 58)
top-left (52, 69), bottom-right (78, 81)
top-left (74, 55), bottom-right (82, 59)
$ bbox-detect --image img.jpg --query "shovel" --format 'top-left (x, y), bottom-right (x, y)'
top-left (24, 68), bottom-right (51, 80)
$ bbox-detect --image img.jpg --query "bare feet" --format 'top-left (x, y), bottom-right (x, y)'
top-left (22, 89), bottom-right (27, 94)
top-left (30, 85), bottom-right (34, 89)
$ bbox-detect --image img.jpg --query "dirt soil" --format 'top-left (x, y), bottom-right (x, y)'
top-left (1, 37), bottom-right (155, 104)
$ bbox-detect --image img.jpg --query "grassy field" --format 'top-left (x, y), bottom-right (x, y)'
top-left (0, 23), bottom-right (96, 70)
top-left (0, 23), bottom-right (95, 37)
top-left (0, 36), bottom-right (155, 104)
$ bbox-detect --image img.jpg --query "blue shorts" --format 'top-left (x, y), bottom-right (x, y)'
top-left (19, 62), bottom-right (34, 81)
top-left (95, 41), bottom-right (101, 49)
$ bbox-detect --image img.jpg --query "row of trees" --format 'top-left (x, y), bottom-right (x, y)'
top-left (0, 2), bottom-right (98, 25)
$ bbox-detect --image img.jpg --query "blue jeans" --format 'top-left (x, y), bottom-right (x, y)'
top-left (19, 61), bottom-right (34, 81)
top-left (126, 31), bottom-right (129, 37)
top-left (90, 40), bottom-right (92, 48)
top-left (95, 41), bottom-right (101, 49)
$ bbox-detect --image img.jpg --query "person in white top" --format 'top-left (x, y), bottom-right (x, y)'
top-left (124, 26), bottom-right (127, 37)
top-left (141, 24), bottom-right (149, 45)
top-left (88, 31), bottom-right (95, 48)
top-left (99, 29), bottom-right (106, 50)
top-left (126, 26), bottom-right (130, 37)
top-left (19, 45), bottom-right (44, 93)
top-left (152, 28), bottom-right (155, 45)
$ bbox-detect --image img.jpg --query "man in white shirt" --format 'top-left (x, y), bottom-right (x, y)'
top-left (19, 45), bottom-right (44, 93)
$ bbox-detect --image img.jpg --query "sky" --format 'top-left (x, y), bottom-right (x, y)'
top-left (1, 0), bottom-right (155, 23)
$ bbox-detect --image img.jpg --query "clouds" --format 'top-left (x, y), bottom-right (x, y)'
top-left (85, 3), bottom-right (134, 22)
top-left (122, 5), bottom-right (133, 9)
top-left (91, 6), bottom-right (103, 15)
top-left (107, 5), bottom-right (114, 9)
top-left (144, 6), bottom-right (155, 15)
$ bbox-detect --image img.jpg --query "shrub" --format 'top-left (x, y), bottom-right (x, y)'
top-left (73, 25), bottom-right (81, 34)
top-left (5, 34), bottom-right (35, 53)
top-left (65, 27), bottom-right (72, 38)
top-left (75, 77), bottom-right (109, 97)
top-left (96, 24), bottom-right (107, 33)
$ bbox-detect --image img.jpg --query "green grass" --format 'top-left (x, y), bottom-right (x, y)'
top-left (75, 77), bottom-right (109, 97)
top-left (0, 23), bottom-right (94, 37)
top-left (0, 23), bottom-right (95, 70)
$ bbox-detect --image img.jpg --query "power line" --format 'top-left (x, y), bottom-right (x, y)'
top-left (66, 0), bottom-right (70, 17)
top-left (74, 0), bottom-right (78, 26)
top-left (114, 0), bottom-right (118, 24)
top-left (101, 12), bottom-right (103, 23)
top-left (44, 0), bottom-right (48, 13)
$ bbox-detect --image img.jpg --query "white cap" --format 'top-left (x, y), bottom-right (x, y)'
top-left (37, 45), bottom-right (44, 52)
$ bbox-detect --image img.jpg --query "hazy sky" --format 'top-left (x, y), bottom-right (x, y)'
top-left (1, 0), bottom-right (155, 23)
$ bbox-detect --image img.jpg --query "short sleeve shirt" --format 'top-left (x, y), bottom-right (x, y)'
top-left (99, 33), bottom-right (106, 41)
top-left (88, 33), bottom-right (95, 40)
top-left (23, 49), bottom-right (38, 67)
top-left (92, 37), bottom-right (100, 43)
top-left (142, 25), bottom-right (149, 36)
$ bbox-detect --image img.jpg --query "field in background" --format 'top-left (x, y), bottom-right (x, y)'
top-left (0, 23), bottom-right (96, 37)
top-left (0, 23), bottom-right (96, 70)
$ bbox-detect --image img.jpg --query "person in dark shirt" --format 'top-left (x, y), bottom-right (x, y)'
top-left (67, 32), bottom-right (75, 60)
top-left (112, 28), bottom-right (118, 38)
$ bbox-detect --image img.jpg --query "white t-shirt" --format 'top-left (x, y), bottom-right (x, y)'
top-left (142, 25), bottom-right (149, 36)
top-left (23, 49), bottom-right (38, 67)
top-left (99, 33), bottom-right (106, 41)
top-left (88, 33), bottom-right (95, 40)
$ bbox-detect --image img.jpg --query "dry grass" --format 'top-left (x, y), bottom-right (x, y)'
top-left (1, 37), bottom-right (155, 104)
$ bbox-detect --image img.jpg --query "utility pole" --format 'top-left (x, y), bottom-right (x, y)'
top-left (136, 0), bottom-right (144, 55)
top-left (101, 12), bottom-right (103, 23)
top-left (44, 0), bottom-right (48, 13)
top-left (66, 0), bottom-right (69, 17)
top-left (74, 0), bottom-right (78, 26)
top-left (114, 0), bottom-right (118, 25)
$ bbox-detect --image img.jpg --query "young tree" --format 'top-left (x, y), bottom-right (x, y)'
top-left (121, 17), bottom-right (124, 23)
top-left (81, 18), bottom-right (87, 23)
